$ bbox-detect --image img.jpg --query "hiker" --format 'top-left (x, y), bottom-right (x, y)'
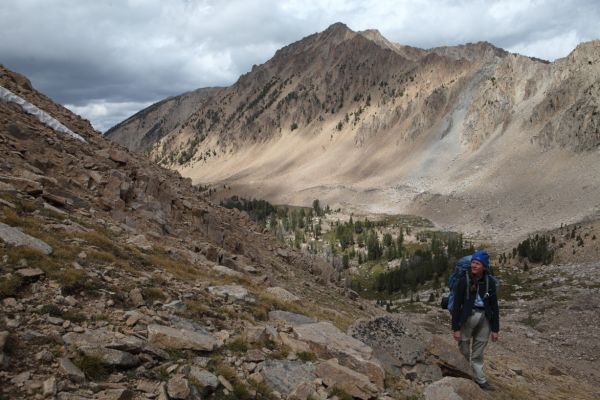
top-left (451, 250), bottom-right (499, 391)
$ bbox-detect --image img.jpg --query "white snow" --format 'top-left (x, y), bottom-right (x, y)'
top-left (0, 85), bottom-right (87, 143)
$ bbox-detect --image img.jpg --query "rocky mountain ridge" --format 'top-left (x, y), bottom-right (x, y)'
top-left (107, 23), bottom-right (600, 242)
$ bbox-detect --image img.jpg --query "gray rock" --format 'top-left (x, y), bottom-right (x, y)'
top-left (167, 374), bottom-right (191, 399)
top-left (43, 376), bottom-right (57, 397)
top-left (95, 389), bottom-right (133, 400)
top-left (207, 285), bottom-right (253, 302)
top-left (0, 331), bottom-right (8, 351)
top-left (16, 267), bottom-right (45, 280)
top-left (261, 359), bottom-right (316, 397)
top-left (293, 321), bottom-right (385, 389)
top-left (188, 366), bottom-right (219, 393)
top-left (148, 324), bottom-right (220, 351)
top-left (0, 222), bottom-right (53, 254)
top-left (63, 328), bottom-right (145, 353)
top-left (315, 359), bottom-right (379, 400)
top-left (265, 287), bottom-right (300, 302)
top-left (129, 288), bottom-right (145, 307)
top-left (268, 311), bottom-right (316, 326)
top-left (59, 357), bottom-right (85, 382)
top-left (424, 376), bottom-right (491, 400)
top-left (212, 264), bottom-right (243, 278)
top-left (80, 346), bottom-right (139, 368)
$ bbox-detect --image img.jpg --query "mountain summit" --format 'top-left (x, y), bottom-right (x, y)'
top-left (107, 23), bottom-right (600, 241)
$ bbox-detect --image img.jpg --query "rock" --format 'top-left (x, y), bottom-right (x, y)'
top-left (36, 349), bottom-right (54, 363)
top-left (212, 265), bottom-right (243, 278)
top-left (136, 380), bottom-right (160, 393)
top-left (279, 332), bottom-right (311, 354)
top-left (508, 364), bottom-right (524, 376)
top-left (268, 311), bottom-right (316, 326)
top-left (16, 267), bottom-right (45, 280)
top-left (207, 285), bottom-right (254, 302)
top-left (108, 149), bottom-right (129, 165)
top-left (246, 349), bottom-right (266, 362)
top-left (167, 374), bottom-right (190, 399)
top-left (2, 297), bottom-right (18, 307)
top-left (188, 366), bottom-right (219, 392)
top-left (80, 346), bottom-right (139, 368)
top-left (129, 288), bottom-right (145, 307)
top-left (148, 324), bottom-right (220, 351)
top-left (315, 359), bottom-right (379, 400)
top-left (423, 376), bottom-right (492, 400)
top-left (346, 289), bottom-right (359, 300)
top-left (266, 287), bottom-right (300, 302)
top-left (10, 371), bottom-right (31, 386)
top-left (62, 328), bottom-right (145, 353)
top-left (0, 222), bottom-right (53, 254)
top-left (218, 375), bottom-right (234, 391)
top-left (59, 357), bottom-right (85, 382)
top-left (47, 315), bottom-right (65, 325)
top-left (288, 381), bottom-right (317, 400)
top-left (0, 331), bottom-right (8, 351)
top-left (427, 336), bottom-right (472, 379)
top-left (293, 321), bottom-right (385, 389)
top-left (95, 389), bottom-right (133, 400)
top-left (43, 376), bottom-right (57, 397)
top-left (164, 300), bottom-right (186, 311)
top-left (261, 359), bottom-right (316, 397)
top-left (126, 234), bottom-right (153, 251)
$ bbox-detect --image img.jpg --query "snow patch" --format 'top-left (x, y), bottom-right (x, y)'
top-left (0, 85), bottom-right (87, 143)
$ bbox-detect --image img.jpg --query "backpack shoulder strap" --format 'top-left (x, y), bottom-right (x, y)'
top-left (465, 273), bottom-right (470, 300)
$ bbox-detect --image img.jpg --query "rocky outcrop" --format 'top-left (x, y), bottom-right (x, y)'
top-left (424, 377), bottom-right (492, 400)
top-left (147, 324), bottom-right (220, 351)
top-left (0, 222), bottom-right (53, 254)
top-left (315, 358), bottom-right (379, 400)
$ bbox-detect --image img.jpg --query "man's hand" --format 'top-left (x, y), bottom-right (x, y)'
top-left (491, 332), bottom-right (499, 342)
top-left (453, 331), bottom-right (461, 342)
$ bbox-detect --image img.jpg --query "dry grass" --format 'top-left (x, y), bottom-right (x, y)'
top-left (0, 273), bottom-right (23, 298)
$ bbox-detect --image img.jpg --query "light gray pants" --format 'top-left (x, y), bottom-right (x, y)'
top-left (458, 310), bottom-right (490, 384)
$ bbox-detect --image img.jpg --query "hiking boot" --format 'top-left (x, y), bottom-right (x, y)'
top-left (477, 381), bottom-right (495, 391)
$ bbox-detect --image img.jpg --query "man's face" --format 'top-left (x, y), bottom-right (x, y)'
top-left (471, 259), bottom-right (484, 275)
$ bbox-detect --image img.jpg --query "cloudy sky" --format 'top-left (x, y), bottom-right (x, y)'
top-left (2, 0), bottom-right (599, 132)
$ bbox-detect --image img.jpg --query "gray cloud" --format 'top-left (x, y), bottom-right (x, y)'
top-left (1, 0), bottom-right (599, 132)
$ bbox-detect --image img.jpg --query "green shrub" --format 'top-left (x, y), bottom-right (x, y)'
top-left (74, 353), bottom-right (107, 380)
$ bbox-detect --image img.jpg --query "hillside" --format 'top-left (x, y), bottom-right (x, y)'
top-left (2, 65), bottom-right (600, 399)
top-left (107, 23), bottom-right (600, 243)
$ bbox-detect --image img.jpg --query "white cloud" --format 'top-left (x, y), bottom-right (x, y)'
top-left (64, 100), bottom-right (154, 133)
top-left (2, 0), bottom-right (600, 130)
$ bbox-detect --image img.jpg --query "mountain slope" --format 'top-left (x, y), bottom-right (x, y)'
top-left (107, 23), bottom-right (600, 242)
top-left (105, 86), bottom-right (221, 152)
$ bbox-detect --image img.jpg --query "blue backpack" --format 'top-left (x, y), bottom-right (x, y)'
top-left (441, 255), bottom-right (498, 312)
top-left (444, 255), bottom-right (472, 312)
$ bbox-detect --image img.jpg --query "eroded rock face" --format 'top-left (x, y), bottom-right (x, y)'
top-left (147, 324), bottom-right (220, 351)
top-left (261, 359), bottom-right (316, 397)
top-left (207, 285), bottom-right (253, 302)
top-left (266, 286), bottom-right (300, 302)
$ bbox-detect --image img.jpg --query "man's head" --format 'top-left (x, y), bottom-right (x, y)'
top-left (471, 250), bottom-right (489, 276)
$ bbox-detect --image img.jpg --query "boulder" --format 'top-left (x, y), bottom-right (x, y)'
top-left (148, 324), bottom-right (219, 351)
top-left (126, 234), bottom-right (153, 251)
top-left (167, 374), bottom-right (190, 399)
top-left (59, 357), bottom-right (85, 382)
top-left (16, 267), bottom-right (45, 280)
top-left (62, 328), bottom-right (145, 353)
top-left (266, 287), bottom-right (300, 302)
top-left (207, 285), bottom-right (253, 302)
top-left (423, 377), bottom-right (492, 400)
top-left (43, 376), bottom-right (57, 397)
top-left (0, 222), bottom-right (53, 254)
top-left (95, 389), bottom-right (133, 400)
top-left (212, 264), bottom-right (243, 278)
top-left (261, 359), bottom-right (316, 397)
top-left (315, 359), bottom-right (379, 400)
top-left (79, 346), bottom-right (139, 368)
top-left (427, 335), bottom-right (472, 379)
top-left (188, 366), bottom-right (219, 393)
top-left (268, 311), bottom-right (316, 326)
top-left (129, 288), bottom-right (145, 307)
top-left (293, 321), bottom-right (385, 389)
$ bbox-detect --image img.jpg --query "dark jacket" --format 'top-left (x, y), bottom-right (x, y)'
top-left (451, 272), bottom-right (499, 333)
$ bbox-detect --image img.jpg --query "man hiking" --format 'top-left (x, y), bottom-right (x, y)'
top-left (451, 250), bottom-right (499, 391)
